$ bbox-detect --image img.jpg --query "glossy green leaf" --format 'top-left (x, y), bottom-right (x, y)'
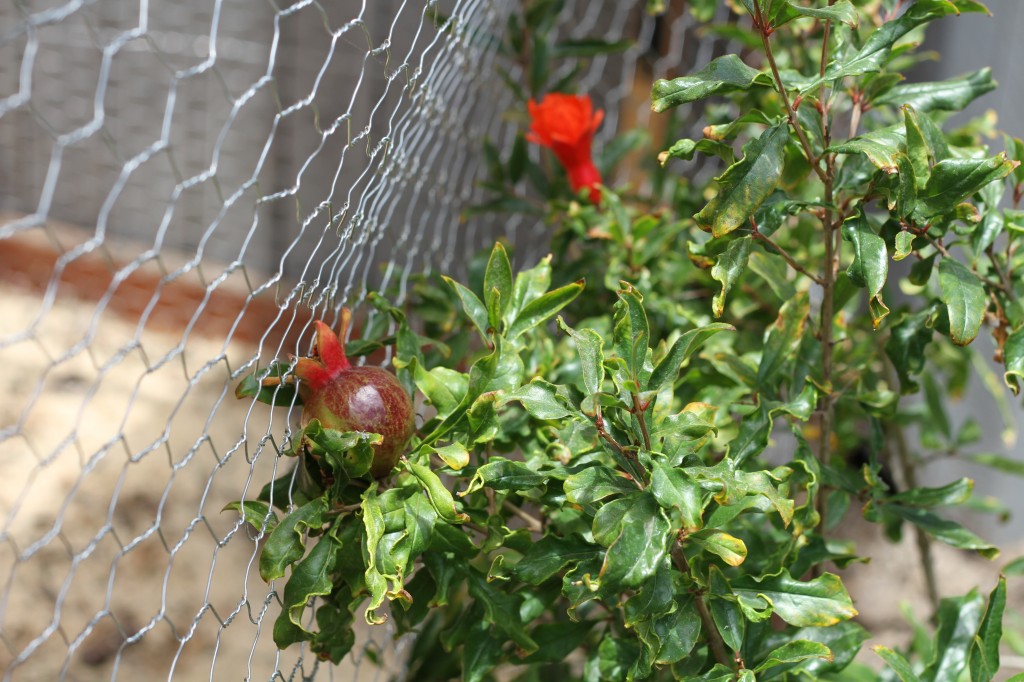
top-left (885, 307), bottom-right (935, 393)
top-left (874, 646), bottom-right (922, 682)
top-left (406, 461), bottom-right (469, 523)
top-left (775, 0), bottom-right (858, 28)
top-left (842, 213), bottom-right (889, 328)
top-left (600, 491), bottom-right (672, 588)
top-left (708, 565), bottom-right (746, 652)
top-left (259, 496), bottom-right (327, 582)
top-left (830, 124), bottom-right (904, 173)
top-left (916, 154), bottom-right (1017, 219)
top-left (565, 466), bottom-right (637, 505)
top-left (889, 478), bottom-right (972, 507)
top-left (465, 569), bottom-right (539, 653)
top-left (650, 460), bottom-right (705, 531)
top-left (754, 639), bottom-right (833, 673)
top-left (690, 529), bottom-right (748, 566)
top-left (432, 442), bottom-right (469, 471)
top-left (223, 500), bottom-right (278, 534)
top-left (276, 535), bottom-right (338, 644)
top-left (515, 534), bottom-right (597, 585)
top-left (695, 122), bottom-right (789, 238)
top-left (920, 589), bottom-right (985, 682)
top-left (731, 570), bottom-right (857, 627)
top-left (506, 279), bottom-right (584, 340)
top-left (463, 457), bottom-right (544, 494)
top-left (1003, 326), bottom-right (1024, 395)
top-left (894, 231), bottom-right (916, 261)
top-left (648, 323), bottom-right (734, 392)
top-left (659, 137), bottom-right (736, 166)
top-left (234, 360), bottom-right (300, 407)
top-left (758, 292), bottom-right (810, 388)
top-left (886, 504), bottom-right (998, 558)
top-left (711, 237), bottom-right (753, 318)
top-left (613, 283), bottom-right (650, 382)
top-left (877, 68), bottom-right (997, 113)
top-left (970, 577), bottom-right (1006, 682)
top-left (558, 317), bottom-right (606, 398)
top-left (501, 379), bottom-right (574, 420)
top-left (444, 276), bottom-right (490, 340)
top-left (522, 620), bottom-right (597, 663)
top-left (553, 38), bottom-right (631, 58)
top-left (813, 1), bottom-right (977, 87)
top-left (651, 54), bottom-right (770, 112)
top-left (938, 258), bottom-right (986, 346)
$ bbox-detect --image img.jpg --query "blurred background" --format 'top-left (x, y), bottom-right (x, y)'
top-left (1, 1), bottom-right (1023, 680)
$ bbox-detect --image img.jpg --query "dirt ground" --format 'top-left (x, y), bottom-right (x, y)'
top-left (1, 275), bottom-right (1022, 681)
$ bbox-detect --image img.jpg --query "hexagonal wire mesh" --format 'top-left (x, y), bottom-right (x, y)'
top-left (0, 1), bottom-right (733, 679)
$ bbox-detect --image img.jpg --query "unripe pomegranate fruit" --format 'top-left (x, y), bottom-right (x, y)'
top-left (291, 313), bottom-right (414, 478)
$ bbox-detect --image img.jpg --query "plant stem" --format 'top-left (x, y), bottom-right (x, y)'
top-left (755, 4), bottom-right (828, 185)
top-left (632, 393), bottom-right (653, 451)
top-left (502, 500), bottom-right (544, 533)
top-left (750, 218), bottom-right (824, 285)
top-left (671, 544), bottom-right (732, 669)
top-left (887, 419), bottom-right (941, 614)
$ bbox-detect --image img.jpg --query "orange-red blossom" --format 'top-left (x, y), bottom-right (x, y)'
top-left (527, 93), bottom-right (604, 205)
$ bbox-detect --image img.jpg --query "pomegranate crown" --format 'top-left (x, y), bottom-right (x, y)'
top-left (293, 310), bottom-right (353, 390)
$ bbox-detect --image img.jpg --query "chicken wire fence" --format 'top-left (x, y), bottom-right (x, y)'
top-left (0, 1), bottom-right (726, 679)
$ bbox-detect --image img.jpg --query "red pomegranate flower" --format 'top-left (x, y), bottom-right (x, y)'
top-left (527, 93), bottom-right (604, 205)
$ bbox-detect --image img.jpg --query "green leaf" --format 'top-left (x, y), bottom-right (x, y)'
top-left (600, 491), bottom-right (672, 588)
top-left (558, 317), bottom-right (606, 398)
top-left (406, 461), bottom-right (469, 523)
top-left (553, 38), bottom-right (631, 58)
top-left (432, 442), bottom-right (470, 471)
top-left (775, 0), bottom-right (858, 27)
top-left (259, 497), bottom-right (327, 582)
top-left (969, 452), bottom-right (1024, 476)
top-left (501, 379), bottom-right (574, 420)
top-left (885, 307), bottom-right (935, 393)
top-left (275, 535), bottom-right (338, 644)
top-left (223, 500), bottom-right (278, 533)
top-left (463, 457), bottom-right (544, 493)
top-left (506, 280), bottom-right (584, 340)
top-left (938, 258), bottom-right (986, 346)
top-left (874, 646), bottom-right (922, 682)
top-left (234, 365), bottom-right (301, 408)
top-left (465, 568), bottom-right (539, 654)
top-left (889, 478), bottom-right (972, 507)
top-left (522, 621), bottom-right (597, 664)
top-left (695, 122), bottom-right (790, 238)
top-left (970, 577), bottom-right (1006, 682)
top-left (814, 0), bottom-right (974, 87)
top-left (709, 565), bottom-right (746, 651)
top-left (650, 460), bottom-right (705, 531)
top-left (485, 244), bottom-right (512, 331)
top-left (651, 54), bottom-right (770, 112)
top-left (916, 154), bottom-right (1017, 219)
top-left (877, 68), bottom-right (997, 113)
top-left (886, 504), bottom-right (998, 558)
top-left (920, 590), bottom-right (985, 682)
top-left (690, 530), bottom-right (748, 566)
top-left (565, 466), bottom-right (637, 505)
top-left (613, 283), bottom-right (651, 383)
top-left (515, 534), bottom-right (597, 585)
top-left (731, 570), bottom-right (857, 627)
top-left (659, 138), bottom-right (736, 166)
top-left (711, 237), bottom-right (753, 318)
top-left (510, 254), bottom-right (552, 318)
top-left (413, 364), bottom-right (466, 419)
top-left (649, 323), bottom-right (735, 392)
top-left (842, 213), bottom-right (890, 328)
top-left (1003, 326), bottom-right (1024, 395)
top-left (829, 124), bottom-right (905, 173)
top-left (904, 106), bottom-right (932, 187)
top-left (894, 231), bottom-right (916, 261)
top-left (758, 292), bottom-right (810, 388)
top-left (754, 640), bottom-right (833, 673)
top-left (462, 622), bottom-right (503, 682)
top-left (443, 276), bottom-right (490, 340)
